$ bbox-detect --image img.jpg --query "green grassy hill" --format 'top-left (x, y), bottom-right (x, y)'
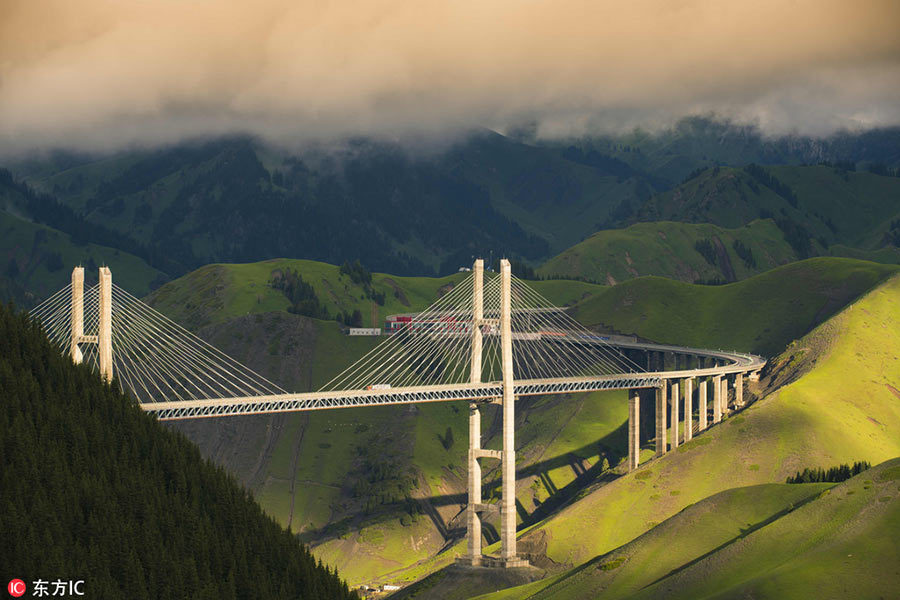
top-left (538, 220), bottom-right (798, 284)
top-left (0, 209), bottom-right (165, 306)
top-left (480, 459), bottom-right (900, 600)
top-left (572, 257), bottom-right (898, 356)
top-left (636, 165), bottom-right (900, 255)
top-left (471, 269), bottom-right (900, 598)
top-left (145, 258), bottom-right (599, 332)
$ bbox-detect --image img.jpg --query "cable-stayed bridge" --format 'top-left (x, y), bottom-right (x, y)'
top-left (30, 260), bottom-right (765, 568)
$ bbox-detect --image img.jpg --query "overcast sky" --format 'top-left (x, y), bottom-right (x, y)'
top-left (2, 0), bottom-right (899, 154)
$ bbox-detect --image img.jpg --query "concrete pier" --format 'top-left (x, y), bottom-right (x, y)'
top-left (655, 384), bottom-right (668, 456)
top-left (670, 381), bottom-right (680, 449)
top-left (698, 378), bottom-right (708, 431)
top-left (466, 403), bottom-right (483, 563)
top-left (721, 376), bottom-right (729, 416)
top-left (683, 377), bottom-right (693, 442)
top-left (713, 375), bottom-right (722, 424)
top-left (735, 373), bottom-right (744, 407)
top-left (628, 390), bottom-right (640, 471)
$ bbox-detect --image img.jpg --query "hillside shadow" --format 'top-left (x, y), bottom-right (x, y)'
top-left (299, 416), bottom-right (639, 547)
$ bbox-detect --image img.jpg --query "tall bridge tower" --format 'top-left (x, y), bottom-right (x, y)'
top-left (69, 266), bottom-right (114, 383)
top-left (464, 258), bottom-right (529, 568)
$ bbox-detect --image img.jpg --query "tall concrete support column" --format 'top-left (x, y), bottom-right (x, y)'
top-left (466, 259), bottom-right (484, 564)
top-left (628, 390), bottom-right (640, 471)
top-left (721, 376), bottom-right (730, 416)
top-left (698, 378), bottom-right (708, 431)
top-left (683, 377), bottom-right (693, 442)
top-left (98, 266), bottom-right (113, 384)
top-left (670, 381), bottom-right (680, 449)
top-left (735, 373), bottom-right (744, 407)
top-left (466, 403), bottom-right (483, 563)
top-left (70, 267), bottom-right (85, 364)
top-left (499, 259), bottom-right (521, 565)
top-left (655, 383), bottom-right (668, 456)
top-left (713, 375), bottom-right (722, 423)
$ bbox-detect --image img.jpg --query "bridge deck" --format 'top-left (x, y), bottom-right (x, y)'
top-left (143, 342), bottom-right (765, 420)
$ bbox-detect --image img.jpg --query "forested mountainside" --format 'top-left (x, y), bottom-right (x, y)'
top-left (0, 303), bottom-right (356, 600)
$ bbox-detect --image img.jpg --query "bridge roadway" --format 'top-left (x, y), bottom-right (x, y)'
top-left (142, 340), bottom-right (765, 420)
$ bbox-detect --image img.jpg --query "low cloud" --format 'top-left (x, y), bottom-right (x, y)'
top-left (2, 0), bottom-right (899, 154)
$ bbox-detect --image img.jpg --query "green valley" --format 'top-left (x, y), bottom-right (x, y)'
top-left (129, 255), bottom-right (900, 591)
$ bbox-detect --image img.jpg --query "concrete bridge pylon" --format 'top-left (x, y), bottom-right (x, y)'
top-left (463, 258), bottom-right (529, 568)
top-left (69, 266), bottom-right (113, 384)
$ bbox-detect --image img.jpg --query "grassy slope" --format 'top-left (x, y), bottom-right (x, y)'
top-left (628, 459), bottom-right (900, 600)
top-left (477, 270), bottom-right (900, 598)
top-left (828, 243), bottom-right (900, 265)
top-left (573, 257), bottom-right (898, 356)
top-left (484, 459), bottom-right (900, 600)
top-left (637, 165), bottom-right (900, 250)
top-left (476, 482), bottom-right (833, 600)
top-left (538, 220), bottom-right (797, 284)
top-left (0, 209), bottom-right (165, 303)
top-left (146, 258), bottom-right (599, 331)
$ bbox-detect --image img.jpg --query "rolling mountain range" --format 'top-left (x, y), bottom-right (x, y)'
top-left (3, 118), bottom-right (899, 306)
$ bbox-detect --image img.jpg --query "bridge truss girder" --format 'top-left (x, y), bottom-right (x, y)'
top-left (141, 374), bottom-right (664, 420)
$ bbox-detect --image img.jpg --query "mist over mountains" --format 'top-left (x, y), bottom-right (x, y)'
top-left (1, 117), bottom-right (898, 301)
